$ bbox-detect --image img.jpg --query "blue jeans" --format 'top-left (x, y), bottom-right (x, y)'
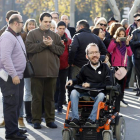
top-left (24, 78), bottom-right (32, 101)
top-left (70, 89), bottom-right (105, 121)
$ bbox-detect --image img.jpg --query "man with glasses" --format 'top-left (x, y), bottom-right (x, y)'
top-left (69, 20), bottom-right (107, 79)
top-left (66, 43), bottom-right (112, 126)
top-left (0, 14), bottom-right (27, 140)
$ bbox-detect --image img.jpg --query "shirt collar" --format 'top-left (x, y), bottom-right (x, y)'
top-left (90, 62), bottom-right (100, 70)
top-left (8, 27), bottom-right (20, 36)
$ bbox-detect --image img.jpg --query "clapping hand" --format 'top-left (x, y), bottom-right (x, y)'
top-left (43, 36), bottom-right (53, 46)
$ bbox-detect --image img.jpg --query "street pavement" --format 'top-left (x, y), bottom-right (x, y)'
top-left (0, 88), bottom-right (140, 140)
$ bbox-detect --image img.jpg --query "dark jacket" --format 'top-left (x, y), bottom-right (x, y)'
top-left (130, 28), bottom-right (140, 59)
top-left (73, 62), bottom-right (112, 88)
top-left (103, 31), bottom-right (111, 49)
top-left (0, 25), bottom-right (7, 36)
top-left (67, 27), bottom-right (76, 38)
top-left (69, 28), bottom-right (107, 68)
top-left (25, 27), bottom-right (65, 77)
top-left (126, 23), bottom-right (137, 36)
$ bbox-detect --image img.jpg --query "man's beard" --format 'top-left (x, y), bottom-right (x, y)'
top-left (91, 61), bottom-right (99, 65)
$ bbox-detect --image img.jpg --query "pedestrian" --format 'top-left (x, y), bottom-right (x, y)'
top-left (0, 10), bottom-right (26, 128)
top-left (0, 14), bottom-right (27, 140)
top-left (23, 19), bottom-right (38, 123)
top-left (54, 21), bottom-right (71, 114)
top-left (108, 27), bottom-right (132, 107)
top-left (25, 12), bottom-right (65, 129)
top-left (50, 19), bottom-right (57, 32)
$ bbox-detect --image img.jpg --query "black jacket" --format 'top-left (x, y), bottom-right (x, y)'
top-left (103, 31), bottom-right (111, 49)
top-left (69, 28), bottom-right (107, 68)
top-left (130, 28), bottom-right (140, 58)
top-left (73, 62), bottom-right (112, 89)
top-left (67, 27), bottom-right (76, 38)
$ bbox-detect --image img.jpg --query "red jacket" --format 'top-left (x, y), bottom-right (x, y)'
top-left (59, 33), bottom-right (71, 70)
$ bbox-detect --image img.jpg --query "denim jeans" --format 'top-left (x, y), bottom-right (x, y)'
top-left (24, 78), bottom-right (32, 101)
top-left (70, 89), bottom-right (105, 121)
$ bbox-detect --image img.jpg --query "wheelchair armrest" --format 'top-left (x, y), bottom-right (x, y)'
top-left (106, 85), bottom-right (120, 95)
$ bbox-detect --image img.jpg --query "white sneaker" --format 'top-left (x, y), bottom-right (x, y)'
top-left (138, 97), bottom-right (140, 102)
top-left (120, 101), bottom-right (128, 107)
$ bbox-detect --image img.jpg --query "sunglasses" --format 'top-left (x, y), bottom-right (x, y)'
top-left (98, 23), bottom-right (107, 27)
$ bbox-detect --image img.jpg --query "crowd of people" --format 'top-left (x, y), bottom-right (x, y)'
top-left (0, 10), bottom-right (140, 140)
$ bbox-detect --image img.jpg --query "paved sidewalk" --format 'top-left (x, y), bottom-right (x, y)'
top-left (0, 88), bottom-right (140, 140)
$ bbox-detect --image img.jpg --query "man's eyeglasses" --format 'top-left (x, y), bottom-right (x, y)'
top-left (88, 51), bottom-right (100, 55)
top-left (18, 21), bottom-right (24, 24)
top-left (52, 17), bottom-right (58, 19)
top-left (98, 23), bottom-right (107, 27)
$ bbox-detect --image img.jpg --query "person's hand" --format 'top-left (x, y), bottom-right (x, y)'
top-left (12, 76), bottom-right (20, 85)
top-left (82, 82), bottom-right (90, 88)
top-left (43, 36), bottom-right (53, 46)
top-left (65, 80), bottom-right (73, 88)
top-left (126, 35), bottom-right (133, 45)
top-left (116, 37), bottom-right (120, 43)
top-left (61, 40), bottom-right (64, 44)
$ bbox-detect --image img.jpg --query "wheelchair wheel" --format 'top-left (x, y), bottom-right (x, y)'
top-left (62, 130), bottom-right (71, 140)
top-left (72, 128), bottom-right (79, 140)
top-left (115, 117), bottom-right (125, 140)
top-left (103, 132), bottom-right (111, 140)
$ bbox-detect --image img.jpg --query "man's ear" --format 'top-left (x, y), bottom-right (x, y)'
top-left (86, 54), bottom-right (89, 60)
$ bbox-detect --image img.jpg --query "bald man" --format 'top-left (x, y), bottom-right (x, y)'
top-left (0, 14), bottom-right (27, 139)
top-left (61, 15), bottom-right (76, 38)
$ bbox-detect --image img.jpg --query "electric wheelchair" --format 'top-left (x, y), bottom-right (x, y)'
top-left (62, 65), bottom-right (126, 140)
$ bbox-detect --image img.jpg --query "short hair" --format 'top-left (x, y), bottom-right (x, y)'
top-left (57, 21), bottom-right (66, 28)
top-left (50, 11), bottom-right (59, 17)
top-left (51, 20), bottom-right (57, 27)
top-left (9, 16), bottom-right (20, 24)
top-left (23, 19), bottom-right (38, 33)
top-left (85, 43), bottom-right (99, 54)
top-left (40, 12), bottom-right (52, 21)
top-left (6, 10), bottom-right (19, 20)
top-left (121, 19), bottom-right (128, 26)
top-left (61, 15), bottom-right (69, 20)
top-left (134, 13), bottom-right (140, 18)
top-left (95, 17), bottom-right (107, 27)
top-left (77, 20), bottom-right (89, 29)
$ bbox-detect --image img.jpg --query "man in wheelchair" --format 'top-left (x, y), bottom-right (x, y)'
top-left (66, 43), bottom-right (112, 127)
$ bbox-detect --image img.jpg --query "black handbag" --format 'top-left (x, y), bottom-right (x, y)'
top-left (24, 60), bottom-right (35, 78)
top-left (19, 44), bottom-right (35, 78)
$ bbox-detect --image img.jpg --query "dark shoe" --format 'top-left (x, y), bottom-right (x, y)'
top-left (57, 107), bottom-right (62, 114)
top-left (6, 132), bottom-right (27, 140)
top-left (136, 92), bottom-right (140, 96)
top-left (85, 119), bottom-right (95, 126)
top-left (69, 118), bottom-right (79, 127)
top-left (26, 116), bottom-right (32, 123)
top-left (47, 122), bottom-right (57, 128)
top-left (55, 103), bottom-right (58, 109)
top-left (19, 129), bottom-right (27, 134)
top-left (34, 123), bottom-right (41, 129)
top-left (63, 100), bottom-right (67, 105)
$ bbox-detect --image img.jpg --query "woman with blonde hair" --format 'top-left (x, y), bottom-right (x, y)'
top-left (23, 18), bottom-right (38, 123)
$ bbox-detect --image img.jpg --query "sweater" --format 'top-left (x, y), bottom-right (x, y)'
top-left (73, 62), bottom-right (112, 89)
top-left (0, 29), bottom-right (26, 79)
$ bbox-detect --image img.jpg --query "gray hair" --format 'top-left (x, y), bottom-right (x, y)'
top-left (85, 43), bottom-right (99, 54)
top-left (121, 19), bottom-right (128, 26)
